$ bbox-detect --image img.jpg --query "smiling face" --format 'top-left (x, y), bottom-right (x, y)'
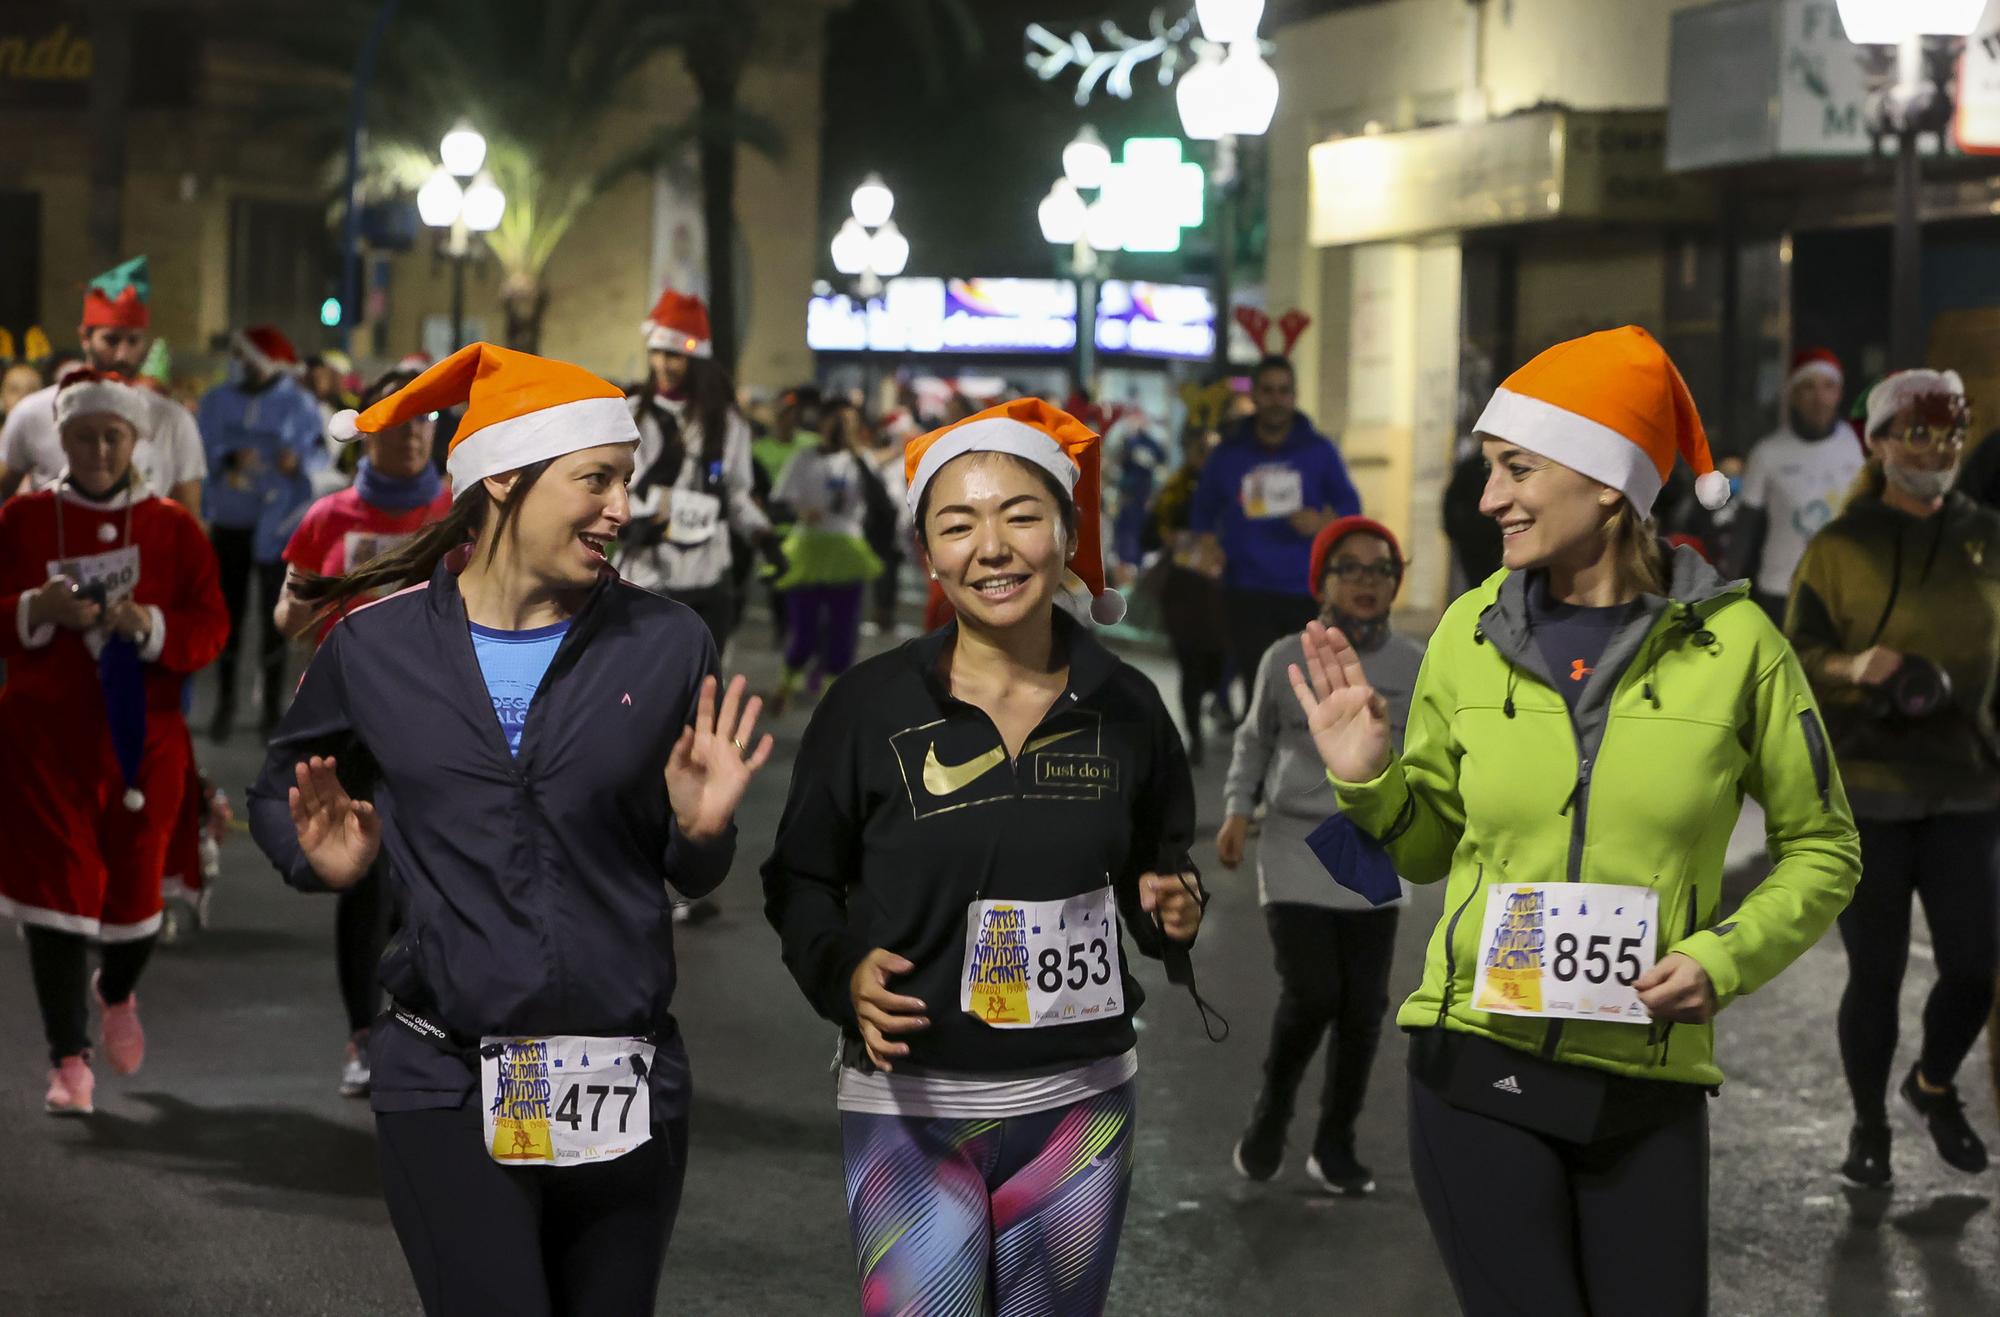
top-left (1477, 436), bottom-right (1620, 574)
top-left (60, 413), bottom-right (139, 496)
top-left (482, 442), bottom-right (635, 591)
top-left (1320, 533), bottom-right (1398, 621)
top-left (919, 452), bottom-right (1073, 632)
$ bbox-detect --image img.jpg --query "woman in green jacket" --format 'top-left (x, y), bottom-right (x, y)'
top-left (1291, 327), bottom-right (1860, 1316)
top-left (1787, 369), bottom-right (2000, 1189)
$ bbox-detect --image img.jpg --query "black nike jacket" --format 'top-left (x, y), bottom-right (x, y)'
top-left (760, 613), bottom-right (1197, 1074)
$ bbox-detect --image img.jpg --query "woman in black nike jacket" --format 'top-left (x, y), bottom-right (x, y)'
top-left (763, 398), bottom-right (1204, 1317)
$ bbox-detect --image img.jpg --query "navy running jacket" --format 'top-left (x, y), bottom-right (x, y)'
top-left (248, 560), bottom-right (733, 1116)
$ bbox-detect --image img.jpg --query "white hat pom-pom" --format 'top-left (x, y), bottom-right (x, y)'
top-left (328, 409), bottom-right (360, 441)
top-left (1090, 589), bottom-right (1127, 626)
top-left (1695, 469), bottom-right (1732, 511)
top-left (123, 788), bottom-right (145, 812)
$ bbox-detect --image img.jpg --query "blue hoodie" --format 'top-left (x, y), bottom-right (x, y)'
top-left (1190, 414), bottom-right (1361, 595)
top-left (197, 372), bottom-right (326, 558)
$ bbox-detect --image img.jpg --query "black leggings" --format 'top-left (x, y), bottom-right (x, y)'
top-left (375, 1100), bottom-right (689, 1317)
top-left (673, 582), bottom-right (738, 657)
top-left (1257, 904), bottom-right (1399, 1147)
top-left (1837, 809), bottom-right (2000, 1124)
top-left (1222, 587), bottom-right (1315, 711)
top-left (23, 926), bottom-right (156, 1064)
top-left (335, 864), bottom-right (396, 1036)
top-left (1408, 1076), bottom-right (1709, 1316)
top-left (211, 525), bottom-right (288, 723)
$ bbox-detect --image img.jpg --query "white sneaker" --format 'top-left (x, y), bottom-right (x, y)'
top-left (339, 1037), bottom-right (370, 1098)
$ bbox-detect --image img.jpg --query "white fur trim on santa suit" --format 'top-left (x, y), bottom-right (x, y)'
top-left (0, 893), bottom-right (162, 942)
top-left (136, 605), bottom-right (166, 663)
top-left (1474, 386), bottom-right (1665, 513)
top-left (904, 417), bottom-right (1080, 520)
top-left (55, 380), bottom-right (151, 435)
top-left (444, 394), bottom-right (642, 492)
top-left (1865, 369), bottom-right (1965, 443)
top-left (16, 592), bottom-right (56, 649)
top-left (1789, 359), bottom-right (1843, 390)
top-left (643, 322), bottom-right (713, 358)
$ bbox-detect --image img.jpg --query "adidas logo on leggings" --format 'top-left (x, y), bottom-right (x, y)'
top-left (1492, 1074), bottom-right (1522, 1095)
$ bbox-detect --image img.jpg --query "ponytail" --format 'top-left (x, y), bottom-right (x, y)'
top-left (288, 459), bottom-right (555, 617)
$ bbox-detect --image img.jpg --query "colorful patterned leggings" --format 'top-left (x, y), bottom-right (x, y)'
top-left (841, 1081), bottom-right (1136, 1317)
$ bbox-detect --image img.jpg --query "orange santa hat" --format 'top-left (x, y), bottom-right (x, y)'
top-left (642, 289), bottom-right (713, 359)
top-left (328, 342), bottom-right (638, 490)
top-left (1474, 325), bottom-right (1730, 514)
top-left (903, 397), bottom-right (1126, 625)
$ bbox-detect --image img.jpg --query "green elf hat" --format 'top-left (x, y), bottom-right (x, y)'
top-left (82, 256), bottom-right (151, 330)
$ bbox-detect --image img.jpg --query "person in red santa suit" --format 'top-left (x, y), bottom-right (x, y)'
top-left (271, 365), bottom-right (452, 1097)
top-left (0, 371), bottom-right (229, 1115)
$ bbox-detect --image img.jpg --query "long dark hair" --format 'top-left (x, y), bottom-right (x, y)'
top-left (634, 354), bottom-right (738, 494)
top-left (289, 459), bottom-right (555, 613)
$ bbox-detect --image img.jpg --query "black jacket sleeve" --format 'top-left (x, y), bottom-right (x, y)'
top-left (761, 683), bottom-right (870, 1028)
top-left (247, 626), bottom-right (365, 894)
top-left (1114, 675), bottom-right (1199, 960)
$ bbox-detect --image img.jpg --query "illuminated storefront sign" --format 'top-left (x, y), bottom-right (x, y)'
top-left (808, 276), bottom-right (1213, 360)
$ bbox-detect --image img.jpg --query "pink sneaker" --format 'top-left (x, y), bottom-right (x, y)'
top-left (45, 1055), bottom-right (95, 1116)
top-left (93, 970), bottom-right (145, 1076)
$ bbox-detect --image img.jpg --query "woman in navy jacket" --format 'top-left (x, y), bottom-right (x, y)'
top-left (249, 344), bottom-right (771, 1317)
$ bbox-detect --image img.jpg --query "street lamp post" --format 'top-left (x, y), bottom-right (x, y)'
top-left (418, 122), bottom-right (505, 351)
top-left (1040, 128), bottom-right (1123, 396)
top-left (832, 174), bottom-right (910, 406)
top-left (1177, 0), bottom-right (1280, 376)
top-left (1839, 0), bottom-right (1984, 367)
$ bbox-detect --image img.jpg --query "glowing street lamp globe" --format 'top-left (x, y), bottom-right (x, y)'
top-left (439, 122), bottom-right (487, 177)
top-left (1062, 126), bottom-right (1112, 191)
top-left (1835, 0), bottom-right (1984, 44)
top-left (416, 167), bottom-right (464, 228)
top-left (460, 173), bottom-right (506, 233)
top-left (1039, 179), bottom-right (1087, 245)
top-left (831, 218), bottom-right (872, 276)
top-left (1195, 0), bottom-right (1266, 46)
top-left (869, 221), bottom-right (910, 277)
top-left (1176, 46), bottom-right (1232, 141)
top-left (850, 173), bottom-right (895, 229)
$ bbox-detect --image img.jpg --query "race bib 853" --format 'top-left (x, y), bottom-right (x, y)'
top-left (960, 887), bottom-right (1125, 1030)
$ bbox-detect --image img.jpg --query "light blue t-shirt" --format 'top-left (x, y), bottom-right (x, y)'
top-left (469, 620), bottom-right (570, 756)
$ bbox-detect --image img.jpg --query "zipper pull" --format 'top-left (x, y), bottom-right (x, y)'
top-left (1559, 758), bottom-right (1592, 816)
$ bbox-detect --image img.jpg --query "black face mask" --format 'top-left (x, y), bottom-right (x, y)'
top-left (1324, 605), bottom-right (1391, 652)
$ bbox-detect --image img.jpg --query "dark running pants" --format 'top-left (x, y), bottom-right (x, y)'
top-left (1837, 809), bottom-right (2000, 1124)
top-left (1408, 1075), bottom-right (1709, 1315)
top-left (375, 1099), bottom-right (689, 1316)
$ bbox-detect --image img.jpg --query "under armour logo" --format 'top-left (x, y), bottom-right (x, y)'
top-left (621, 693), bottom-right (632, 706)
top-left (1492, 1074), bottom-right (1522, 1094)
top-left (1570, 660), bottom-right (1592, 683)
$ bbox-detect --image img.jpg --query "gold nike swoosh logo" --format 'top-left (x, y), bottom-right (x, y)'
top-left (922, 728), bottom-right (1083, 797)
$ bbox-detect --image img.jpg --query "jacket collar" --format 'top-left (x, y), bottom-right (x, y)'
top-left (908, 608), bottom-right (1121, 709)
top-left (424, 554), bottom-right (618, 649)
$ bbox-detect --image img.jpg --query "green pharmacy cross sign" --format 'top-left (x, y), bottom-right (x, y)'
top-left (1101, 137), bottom-right (1204, 254)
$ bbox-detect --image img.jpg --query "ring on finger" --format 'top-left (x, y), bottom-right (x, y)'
top-left (732, 738), bottom-right (745, 752)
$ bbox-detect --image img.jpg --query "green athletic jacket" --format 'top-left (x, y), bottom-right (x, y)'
top-left (1334, 546), bottom-right (1861, 1087)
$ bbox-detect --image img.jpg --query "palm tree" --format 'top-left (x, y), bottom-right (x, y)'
top-left (247, 0), bottom-right (971, 364)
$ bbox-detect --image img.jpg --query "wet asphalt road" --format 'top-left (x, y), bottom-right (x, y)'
top-left (2, 619), bottom-right (1996, 1315)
